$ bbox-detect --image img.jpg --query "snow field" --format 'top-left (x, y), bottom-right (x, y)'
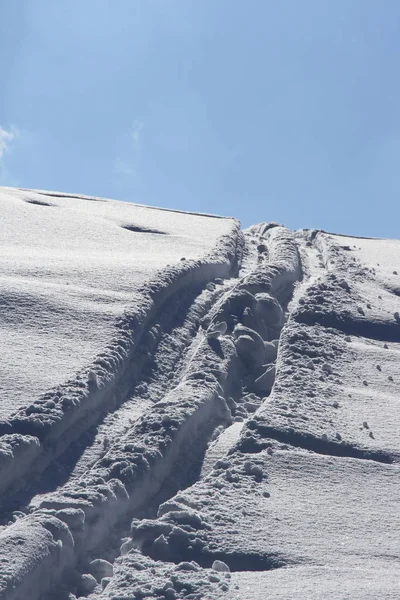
top-left (93, 226), bottom-right (301, 599)
top-left (0, 187), bottom-right (235, 413)
top-left (0, 514), bottom-right (74, 599)
top-left (0, 189), bottom-right (399, 600)
top-left (0, 221), bottom-right (297, 599)
top-left (0, 189), bottom-right (240, 505)
top-left (0, 188), bottom-right (242, 599)
top-left (100, 226), bottom-right (400, 599)
top-left (227, 562), bottom-right (400, 600)
top-left (132, 449), bottom-right (400, 568)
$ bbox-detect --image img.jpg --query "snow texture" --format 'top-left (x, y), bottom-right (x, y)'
top-left (0, 188), bottom-right (399, 599)
top-left (0, 187), bottom-right (237, 414)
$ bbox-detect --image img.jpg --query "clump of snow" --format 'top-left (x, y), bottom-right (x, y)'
top-left (89, 558), bottom-right (114, 581)
top-left (212, 559), bottom-right (230, 573)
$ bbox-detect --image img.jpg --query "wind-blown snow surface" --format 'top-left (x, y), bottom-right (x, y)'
top-left (0, 188), bottom-right (399, 600)
top-left (0, 188), bottom-right (236, 414)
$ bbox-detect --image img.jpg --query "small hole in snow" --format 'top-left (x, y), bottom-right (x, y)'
top-left (121, 224), bottom-right (168, 235)
top-left (25, 199), bottom-right (54, 207)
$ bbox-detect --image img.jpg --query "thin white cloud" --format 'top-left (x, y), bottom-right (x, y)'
top-left (113, 157), bottom-right (135, 177)
top-left (131, 120), bottom-right (144, 147)
top-left (112, 121), bottom-right (144, 191)
top-left (0, 126), bottom-right (17, 160)
top-left (0, 125), bottom-right (20, 185)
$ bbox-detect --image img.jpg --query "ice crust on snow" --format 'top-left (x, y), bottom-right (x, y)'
top-left (0, 188), bottom-right (399, 599)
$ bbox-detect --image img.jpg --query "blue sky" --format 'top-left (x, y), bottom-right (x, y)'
top-left (1, 0), bottom-right (400, 236)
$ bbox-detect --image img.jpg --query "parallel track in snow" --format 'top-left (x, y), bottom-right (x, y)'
top-left (1, 213), bottom-right (399, 600)
top-left (0, 220), bottom-right (301, 599)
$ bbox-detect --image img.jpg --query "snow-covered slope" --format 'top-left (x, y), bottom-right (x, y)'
top-left (0, 187), bottom-right (237, 415)
top-left (0, 188), bottom-right (398, 600)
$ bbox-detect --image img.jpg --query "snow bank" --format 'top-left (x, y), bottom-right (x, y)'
top-left (240, 229), bottom-right (400, 462)
top-left (0, 188), bottom-right (241, 501)
top-left (1, 187), bottom-right (399, 600)
top-left (0, 220), bottom-right (298, 600)
top-left (108, 227), bottom-right (400, 599)
top-left (228, 562), bottom-right (400, 600)
top-left (237, 225), bottom-right (301, 302)
top-left (95, 225), bottom-right (302, 597)
top-left (0, 514), bottom-right (74, 600)
top-left (97, 548), bottom-right (230, 599)
top-left (1, 326), bottom-right (238, 599)
top-left (135, 448), bottom-right (400, 569)
top-left (0, 187), bottom-right (236, 413)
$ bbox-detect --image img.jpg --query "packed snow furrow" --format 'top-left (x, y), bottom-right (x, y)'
top-left (0, 224), bottom-right (241, 508)
top-left (62, 280), bottom-right (238, 488)
top-left (0, 225), bottom-right (300, 600)
top-left (17, 278), bottom-right (240, 509)
top-left (4, 187), bottom-right (398, 600)
top-left (83, 227), bottom-right (302, 598)
top-left (153, 278), bottom-right (239, 396)
top-left (237, 424), bottom-right (393, 464)
top-left (96, 226), bottom-right (399, 599)
top-left (139, 541), bottom-right (286, 572)
top-left (16, 333), bottom-right (239, 600)
top-left (238, 224), bottom-right (271, 279)
top-left (237, 231), bottom-right (400, 466)
top-left (132, 448), bottom-right (400, 598)
top-left (294, 305), bottom-right (400, 343)
top-left (236, 225), bottom-right (301, 305)
top-left (0, 286), bottom-right (220, 513)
